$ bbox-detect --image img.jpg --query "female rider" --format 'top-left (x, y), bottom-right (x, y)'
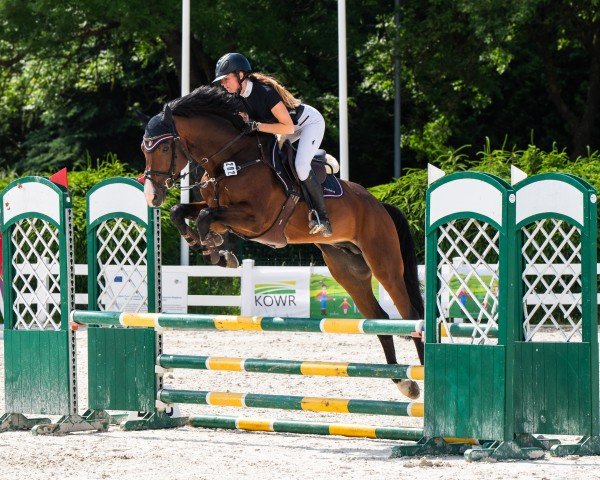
top-left (213, 52), bottom-right (332, 237)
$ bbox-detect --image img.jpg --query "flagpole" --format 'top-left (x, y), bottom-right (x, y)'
top-left (393, 0), bottom-right (401, 178)
top-left (338, 0), bottom-right (349, 181)
top-left (180, 0), bottom-right (191, 266)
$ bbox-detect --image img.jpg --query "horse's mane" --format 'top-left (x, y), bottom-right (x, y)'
top-left (167, 85), bottom-right (245, 130)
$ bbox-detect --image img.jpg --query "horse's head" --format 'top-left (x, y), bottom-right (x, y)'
top-left (140, 86), bottom-right (263, 207)
top-left (140, 106), bottom-right (188, 207)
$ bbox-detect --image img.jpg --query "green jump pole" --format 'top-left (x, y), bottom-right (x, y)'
top-left (158, 389), bottom-right (424, 417)
top-left (158, 354), bottom-right (424, 380)
top-left (189, 414), bottom-right (424, 441)
top-left (442, 323), bottom-right (498, 338)
top-left (71, 311), bottom-right (497, 338)
top-left (71, 311), bottom-right (422, 335)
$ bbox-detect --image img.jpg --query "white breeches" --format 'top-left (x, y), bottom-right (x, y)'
top-left (285, 104), bottom-right (325, 181)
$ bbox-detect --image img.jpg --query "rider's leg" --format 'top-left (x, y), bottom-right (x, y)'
top-left (292, 105), bottom-right (331, 237)
top-left (302, 170), bottom-right (332, 236)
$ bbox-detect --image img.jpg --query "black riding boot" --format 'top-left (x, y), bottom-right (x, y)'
top-left (301, 171), bottom-right (332, 237)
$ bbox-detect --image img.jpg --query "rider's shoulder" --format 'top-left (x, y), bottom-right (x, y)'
top-left (253, 81), bottom-right (279, 98)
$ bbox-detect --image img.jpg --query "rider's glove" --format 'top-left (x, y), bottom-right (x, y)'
top-left (243, 121), bottom-right (260, 134)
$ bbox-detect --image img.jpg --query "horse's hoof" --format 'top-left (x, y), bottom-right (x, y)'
top-left (202, 232), bottom-right (224, 247)
top-left (183, 232), bottom-right (202, 249)
top-left (189, 242), bottom-right (203, 252)
top-left (202, 248), bottom-right (221, 265)
top-left (220, 250), bottom-right (239, 269)
top-left (395, 379), bottom-right (420, 399)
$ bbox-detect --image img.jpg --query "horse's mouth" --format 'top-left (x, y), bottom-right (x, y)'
top-left (144, 179), bottom-right (167, 207)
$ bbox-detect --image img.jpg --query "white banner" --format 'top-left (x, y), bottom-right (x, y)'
top-left (250, 266), bottom-right (310, 317)
top-left (312, 266), bottom-right (401, 319)
top-left (162, 271), bottom-right (188, 313)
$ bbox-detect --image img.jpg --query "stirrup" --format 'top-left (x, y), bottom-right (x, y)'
top-left (308, 210), bottom-right (332, 237)
top-left (309, 222), bottom-right (324, 235)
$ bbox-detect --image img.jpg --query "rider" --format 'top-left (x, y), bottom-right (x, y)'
top-left (213, 52), bottom-right (332, 237)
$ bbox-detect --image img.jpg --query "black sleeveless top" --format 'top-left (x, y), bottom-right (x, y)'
top-left (240, 81), bottom-right (303, 124)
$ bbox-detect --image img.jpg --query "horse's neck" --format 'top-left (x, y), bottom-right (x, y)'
top-left (176, 115), bottom-right (243, 171)
top-left (204, 133), bottom-right (268, 175)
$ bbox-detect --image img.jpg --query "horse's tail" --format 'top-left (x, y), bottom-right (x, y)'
top-left (382, 203), bottom-right (424, 319)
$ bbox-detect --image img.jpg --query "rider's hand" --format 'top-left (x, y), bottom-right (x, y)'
top-left (243, 121), bottom-right (260, 134)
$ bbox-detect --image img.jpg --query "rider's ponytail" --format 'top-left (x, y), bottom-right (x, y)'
top-left (249, 73), bottom-right (301, 109)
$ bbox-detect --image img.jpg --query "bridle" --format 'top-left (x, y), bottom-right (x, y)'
top-left (141, 129), bottom-right (247, 191)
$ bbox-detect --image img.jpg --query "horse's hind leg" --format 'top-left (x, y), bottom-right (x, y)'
top-left (318, 244), bottom-right (420, 399)
top-left (357, 227), bottom-right (425, 358)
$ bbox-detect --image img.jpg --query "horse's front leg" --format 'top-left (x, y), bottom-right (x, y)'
top-left (171, 202), bottom-right (224, 264)
top-left (196, 206), bottom-right (256, 268)
top-left (170, 202), bottom-right (207, 249)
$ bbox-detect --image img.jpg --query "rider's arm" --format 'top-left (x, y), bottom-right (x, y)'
top-left (256, 101), bottom-right (294, 135)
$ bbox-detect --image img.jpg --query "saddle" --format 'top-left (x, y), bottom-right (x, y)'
top-left (250, 138), bottom-right (343, 248)
top-left (268, 139), bottom-right (343, 199)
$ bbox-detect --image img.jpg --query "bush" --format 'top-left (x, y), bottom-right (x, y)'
top-left (369, 141), bottom-right (600, 262)
top-left (62, 155), bottom-right (181, 266)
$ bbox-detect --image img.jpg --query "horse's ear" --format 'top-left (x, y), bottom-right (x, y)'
top-left (162, 105), bottom-right (173, 125)
top-left (135, 109), bottom-right (151, 124)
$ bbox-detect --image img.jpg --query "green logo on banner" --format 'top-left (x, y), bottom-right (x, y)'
top-left (255, 281), bottom-right (296, 295)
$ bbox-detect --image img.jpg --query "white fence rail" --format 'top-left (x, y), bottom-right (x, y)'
top-left (6, 259), bottom-right (600, 317)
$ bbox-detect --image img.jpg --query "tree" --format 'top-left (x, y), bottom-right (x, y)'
top-left (5, 1), bottom-right (596, 185)
top-left (360, 0), bottom-right (600, 159)
top-left (0, 0), bottom-right (397, 183)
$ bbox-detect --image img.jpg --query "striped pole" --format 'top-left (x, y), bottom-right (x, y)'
top-left (188, 415), bottom-right (478, 445)
top-left (71, 311), bottom-right (497, 338)
top-left (189, 415), bottom-right (424, 441)
top-left (158, 389), bottom-right (424, 417)
top-left (158, 354), bottom-right (424, 380)
top-left (71, 311), bottom-right (421, 335)
top-left (441, 322), bottom-right (498, 338)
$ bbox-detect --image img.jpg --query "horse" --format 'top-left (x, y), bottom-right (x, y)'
top-left (140, 85), bottom-right (425, 399)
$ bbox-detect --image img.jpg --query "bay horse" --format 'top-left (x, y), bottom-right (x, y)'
top-left (140, 85), bottom-right (424, 399)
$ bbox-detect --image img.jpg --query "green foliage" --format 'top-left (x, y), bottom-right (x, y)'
top-left (2, 0), bottom-right (600, 186)
top-left (369, 167), bottom-right (428, 261)
top-left (54, 155), bottom-right (179, 266)
top-left (0, 168), bottom-right (19, 193)
top-left (370, 142), bottom-right (600, 262)
top-left (360, 1), bottom-right (600, 162)
top-left (66, 154), bottom-right (136, 263)
top-left (401, 115), bottom-right (454, 165)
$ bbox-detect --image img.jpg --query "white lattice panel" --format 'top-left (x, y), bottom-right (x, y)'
top-left (521, 219), bottom-right (582, 342)
top-left (95, 218), bottom-right (149, 312)
top-left (436, 218), bottom-right (499, 344)
top-left (11, 218), bottom-right (62, 330)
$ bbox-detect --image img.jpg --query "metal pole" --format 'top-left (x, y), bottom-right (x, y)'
top-left (180, 0), bottom-right (191, 266)
top-left (393, 0), bottom-right (401, 178)
top-left (338, 0), bottom-right (349, 180)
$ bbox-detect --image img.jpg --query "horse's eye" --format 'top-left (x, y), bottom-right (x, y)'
top-left (161, 143), bottom-right (170, 152)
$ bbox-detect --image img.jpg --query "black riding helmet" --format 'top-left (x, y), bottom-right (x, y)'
top-left (213, 53), bottom-right (252, 83)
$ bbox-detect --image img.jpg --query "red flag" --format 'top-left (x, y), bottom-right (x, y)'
top-left (49, 168), bottom-right (68, 188)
